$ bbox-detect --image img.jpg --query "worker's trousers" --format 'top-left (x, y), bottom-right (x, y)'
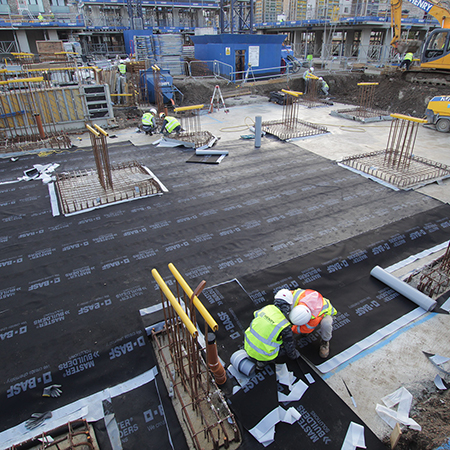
top-left (316, 315), bottom-right (333, 342)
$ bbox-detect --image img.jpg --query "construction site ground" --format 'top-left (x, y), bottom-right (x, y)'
top-left (1, 68), bottom-right (450, 450)
top-left (108, 73), bottom-right (450, 450)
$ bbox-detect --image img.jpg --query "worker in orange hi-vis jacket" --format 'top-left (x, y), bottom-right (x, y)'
top-left (274, 288), bottom-right (337, 359)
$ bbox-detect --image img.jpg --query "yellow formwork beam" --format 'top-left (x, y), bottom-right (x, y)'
top-left (281, 89), bottom-right (303, 97)
top-left (168, 263), bottom-right (218, 332)
top-left (27, 66), bottom-right (98, 72)
top-left (152, 268), bottom-right (198, 337)
top-left (357, 82), bottom-right (379, 86)
top-left (390, 113), bottom-right (427, 123)
top-left (174, 104), bottom-right (204, 112)
top-left (0, 77), bottom-right (44, 85)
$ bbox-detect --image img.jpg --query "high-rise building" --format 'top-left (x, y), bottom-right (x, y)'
top-left (254, 0), bottom-right (284, 22)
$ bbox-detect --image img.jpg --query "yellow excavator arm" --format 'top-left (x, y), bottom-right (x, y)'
top-left (391, 0), bottom-right (450, 48)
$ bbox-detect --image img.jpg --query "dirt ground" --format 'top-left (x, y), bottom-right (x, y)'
top-left (171, 71), bottom-right (450, 117)
top-left (391, 387), bottom-right (450, 450)
top-left (113, 71), bottom-right (450, 129)
top-left (111, 71), bottom-right (450, 449)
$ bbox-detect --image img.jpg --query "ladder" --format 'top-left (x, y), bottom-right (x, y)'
top-left (209, 85), bottom-right (229, 113)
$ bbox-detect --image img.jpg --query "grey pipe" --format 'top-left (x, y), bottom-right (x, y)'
top-left (370, 265), bottom-right (437, 312)
top-left (195, 149), bottom-right (229, 156)
top-left (255, 116), bottom-right (262, 148)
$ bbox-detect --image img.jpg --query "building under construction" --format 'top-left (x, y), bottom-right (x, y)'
top-left (0, 25), bottom-right (450, 450)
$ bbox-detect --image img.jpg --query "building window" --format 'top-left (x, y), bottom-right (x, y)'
top-left (51, 0), bottom-right (67, 5)
top-left (28, 0), bottom-right (38, 4)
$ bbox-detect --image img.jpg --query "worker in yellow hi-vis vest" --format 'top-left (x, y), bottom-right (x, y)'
top-left (159, 113), bottom-right (182, 135)
top-left (400, 52), bottom-right (414, 71)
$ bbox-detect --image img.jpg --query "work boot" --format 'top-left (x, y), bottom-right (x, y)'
top-left (319, 340), bottom-right (330, 359)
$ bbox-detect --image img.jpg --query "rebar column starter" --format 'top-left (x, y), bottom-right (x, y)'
top-left (151, 266), bottom-right (240, 450)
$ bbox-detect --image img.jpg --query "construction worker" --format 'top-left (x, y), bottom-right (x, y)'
top-left (302, 66), bottom-right (314, 94)
top-left (141, 109), bottom-right (157, 135)
top-left (287, 288), bottom-right (337, 359)
top-left (400, 52), bottom-right (414, 70)
top-left (118, 60), bottom-right (127, 76)
top-left (318, 77), bottom-right (329, 96)
top-left (244, 290), bottom-right (301, 369)
top-left (49, 10), bottom-right (55, 20)
top-left (159, 112), bottom-right (182, 135)
top-left (37, 13), bottom-right (44, 21)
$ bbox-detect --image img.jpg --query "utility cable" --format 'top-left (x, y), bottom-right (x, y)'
top-left (220, 116), bottom-right (255, 132)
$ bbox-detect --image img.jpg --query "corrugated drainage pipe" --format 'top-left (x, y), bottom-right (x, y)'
top-left (370, 265), bottom-right (437, 312)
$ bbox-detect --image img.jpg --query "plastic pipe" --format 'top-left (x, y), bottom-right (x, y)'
top-left (168, 263), bottom-right (218, 331)
top-left (370, 266), bottom-right (437, 311)
top-left (195, 149), bottom-right (229, 156)
top-left (255, 116), bottom-right (262, 148)
top-left (207, 333), bottom-right (227, 385)
top-left (151, 268), bottom-right (198, 337)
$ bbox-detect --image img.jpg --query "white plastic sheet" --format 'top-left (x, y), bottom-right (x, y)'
top-left (375, 387), bottom-right (421, 431)
top-left (248, 406), bottom-right (301, 447)
top-left (341, 422), bottom-right (366, 450)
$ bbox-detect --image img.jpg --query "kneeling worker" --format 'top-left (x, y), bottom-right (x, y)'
top-left (244, 289), bottom-right (301, 369)
top-left (159, 112), bottom-right (181, 135)
top-left (288, 288), bottom-right (337, 358)
top-left (141, 108), bottom-right (157, 135)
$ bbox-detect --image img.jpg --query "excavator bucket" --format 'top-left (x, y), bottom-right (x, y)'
top-left (396, 39), bottom-right (422, 54)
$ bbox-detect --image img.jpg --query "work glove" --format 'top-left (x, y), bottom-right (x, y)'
top-left (25, 411), bottom-right (52, 430)
top-left (42, 384), bottom-right (62, 398)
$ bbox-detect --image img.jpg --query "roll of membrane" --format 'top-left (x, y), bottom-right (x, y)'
top-left (370, 265), bottom-right (437, 312)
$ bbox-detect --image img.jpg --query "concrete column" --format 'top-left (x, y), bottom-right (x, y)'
top-left (48, 29), bottom-right (58, 40)
top-left (16, 30), bottom-right (30, 53)
top-left (196, 9), bottom-right (204, 27)
top-left (358, 28), bottom-right (372, 62)
top-left (314, 30), bottom-right (323, 57)
top-left (293, 30), bottom-right (305, 57)
top-left (172, 8), bottom-right (179, 27)
top-left (344, 29), bottom-right (355, 58)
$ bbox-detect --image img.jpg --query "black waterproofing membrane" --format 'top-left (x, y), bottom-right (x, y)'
top-left (0, 138), bottom-right (448, 447)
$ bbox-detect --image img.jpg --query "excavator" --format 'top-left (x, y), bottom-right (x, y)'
top-left (390, 0), bottom-right (450, 70)
top-left (391, 0), bottom-right (450, 132)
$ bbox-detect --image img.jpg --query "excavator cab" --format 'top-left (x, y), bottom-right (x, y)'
top-left (421, 29), bottom-right (450, 69)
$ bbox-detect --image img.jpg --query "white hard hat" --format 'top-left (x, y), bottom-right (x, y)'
top-left (289, 304), bottom-right (312, 326)
top-left (310, 67), bottom-right (314, 72)
top-left (319, 77), bottom-right (323, 80)
top-left (274, 289), bottom-right (294, 305)
top-left (150, 108), bottom-right (157, 115)
top-left (159, 112), bottom-right (166, 118)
